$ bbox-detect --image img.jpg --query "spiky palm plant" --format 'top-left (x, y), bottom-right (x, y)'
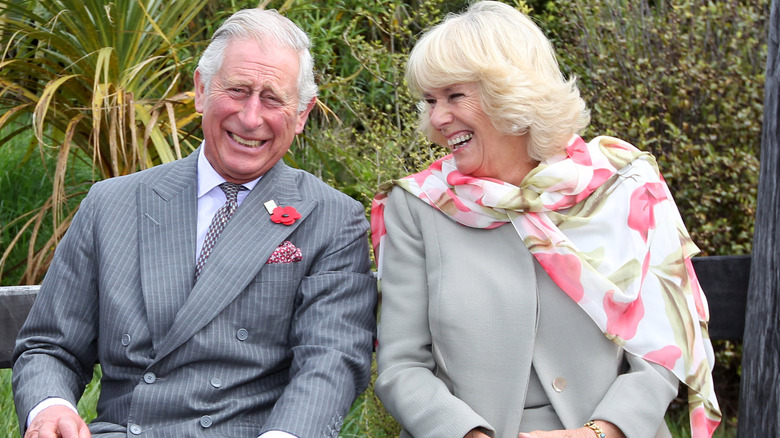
top-left (0, 0), bottom-right (209, 283)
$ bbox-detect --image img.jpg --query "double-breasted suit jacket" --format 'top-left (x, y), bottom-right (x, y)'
top-left (374, 188), bottom-right (677, 438)
top-left (13, 150), bottom-right (377, 437)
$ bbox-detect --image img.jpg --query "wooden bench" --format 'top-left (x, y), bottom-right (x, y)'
top-left (0, 285), bottom-right (39, 369)
top-left (1, 255), bottom-right (752, 369)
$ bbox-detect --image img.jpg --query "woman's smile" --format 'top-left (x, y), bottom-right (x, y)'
top-left (447, 133), bottom-right (473, 152)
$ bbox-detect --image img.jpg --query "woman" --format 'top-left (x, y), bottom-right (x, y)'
top-left (370, 2), bottom-right (720, 438)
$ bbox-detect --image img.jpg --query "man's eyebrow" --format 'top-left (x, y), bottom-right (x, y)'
top-left (261, 82), bottom-right (296, 103)
top-left (222, 78), bottom-right (251, 88)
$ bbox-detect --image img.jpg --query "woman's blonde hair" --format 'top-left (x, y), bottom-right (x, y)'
top-left (406, 1), bottom-right (590, 161)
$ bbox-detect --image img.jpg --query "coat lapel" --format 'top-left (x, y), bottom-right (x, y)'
top-left (137, 153), bottom-right (199, 351)
top-left (153, 161), bottom-right (316, 361)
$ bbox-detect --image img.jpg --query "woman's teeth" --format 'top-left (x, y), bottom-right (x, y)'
top-left (448, 134), bottom-right (473, 151)
top-left (230, 133), bottom-right (262, 147)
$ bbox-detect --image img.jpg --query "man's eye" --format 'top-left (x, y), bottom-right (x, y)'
top-left (262, 95), bottom-right (283, 106)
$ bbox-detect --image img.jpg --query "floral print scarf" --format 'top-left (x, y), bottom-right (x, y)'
top-left (371, 135), bottom-right (721, 437)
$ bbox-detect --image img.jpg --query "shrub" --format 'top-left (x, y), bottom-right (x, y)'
top-left (545, 0), bottom-right (768, 256)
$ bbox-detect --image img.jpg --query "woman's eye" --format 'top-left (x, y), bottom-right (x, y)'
top-left (450, 93), bottom-right (464, 100)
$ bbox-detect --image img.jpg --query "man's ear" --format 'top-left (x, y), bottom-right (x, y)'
top-left (193, 69), bottom-right (206, 114)
top-left (294, 97), bottom-right (318, 134)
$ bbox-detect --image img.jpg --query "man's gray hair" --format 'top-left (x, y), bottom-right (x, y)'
top-left (196, 8), bottom-right (317, 113)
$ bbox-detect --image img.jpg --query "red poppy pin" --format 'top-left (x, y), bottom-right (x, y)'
top-left (265, 200), bottom-right (300, 226)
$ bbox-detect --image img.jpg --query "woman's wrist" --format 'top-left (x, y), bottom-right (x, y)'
top-left (583, 420), bottom-right (625, 438)
top-left (584, 421), bottom-right (606, 438)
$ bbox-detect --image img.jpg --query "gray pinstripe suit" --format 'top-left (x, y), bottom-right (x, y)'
top-left (12, 150), bottom-right (377, 437)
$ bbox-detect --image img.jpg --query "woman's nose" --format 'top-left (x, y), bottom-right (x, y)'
top-left (429, 103), bottom-right (452, 129)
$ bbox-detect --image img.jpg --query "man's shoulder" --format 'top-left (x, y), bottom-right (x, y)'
top-left (90, 155), bottom-right (195, 194)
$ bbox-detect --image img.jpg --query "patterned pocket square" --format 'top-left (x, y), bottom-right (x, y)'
top-left (267, 241), bottom-right (303, 264)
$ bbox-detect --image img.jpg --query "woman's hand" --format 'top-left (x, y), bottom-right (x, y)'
top-left (517, 420), bottom-right (625, 438)
top-left (465, 428), bottom-right (492, 438)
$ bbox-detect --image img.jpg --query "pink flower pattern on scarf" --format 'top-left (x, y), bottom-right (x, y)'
top-left (371, 135), bottom-right (721, 437)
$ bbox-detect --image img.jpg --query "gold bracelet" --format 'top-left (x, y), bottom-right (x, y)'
top-left (584, 421), bottom-right (606, 438)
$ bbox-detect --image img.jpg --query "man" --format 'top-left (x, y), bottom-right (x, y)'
top-left (12, 8), bottom-right (377, 438)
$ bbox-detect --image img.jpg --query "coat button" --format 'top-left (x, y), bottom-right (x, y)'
top-left (210, 377), bottom-right (222, 388)
top-left (552, 377), bottom-right (567, 392)
top-left (121, 333), bottom-right (131, 346)
top-left (236, 328), bottom-right (249, 341)
top-left (200, 415), bottom-right (213, 428)
top-left (129, 423), bottom-right (142, 435)
top-left (143, 372), bottom-right (156, 384)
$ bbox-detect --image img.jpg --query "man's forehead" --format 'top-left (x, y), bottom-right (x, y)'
top-left (220, 44), bottom-right (298, 85)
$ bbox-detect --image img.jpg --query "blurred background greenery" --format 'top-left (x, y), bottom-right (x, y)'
top-left (1, 0), bottom-right (768, 436)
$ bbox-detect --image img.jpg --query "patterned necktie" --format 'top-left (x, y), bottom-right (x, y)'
top-left (194, 182), bottom-right (247, 281)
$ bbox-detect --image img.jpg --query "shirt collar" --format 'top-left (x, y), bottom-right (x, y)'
top-left (197, 143), bottom-right (260, 198)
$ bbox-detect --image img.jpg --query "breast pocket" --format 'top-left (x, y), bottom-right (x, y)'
top-left (253, 260), bottom-right (306, 284)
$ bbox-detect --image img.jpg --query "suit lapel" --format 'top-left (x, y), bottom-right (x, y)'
top-left (137, 153), bottom-right (199, 351)
top-left (153, 161), bottom-right (316, 361)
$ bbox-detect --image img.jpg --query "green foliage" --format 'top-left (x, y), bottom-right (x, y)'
top-left (278, 0), bottom-right (452, 209)
top-left (0, 126), bottom-right (53, 284)
top-left (546, 0), bottom-right (767, 256)
top-left (0, 369), bottom-right (19, 436)
top-left (76, 365), bottom-right (102, 424)
top-left (0, 0), bottom-right (210, 283)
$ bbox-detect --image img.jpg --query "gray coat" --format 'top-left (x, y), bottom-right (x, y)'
top-left (374, 187), bottom-right (676, 438)
top-left (13, 150), bottom-right (377, 437)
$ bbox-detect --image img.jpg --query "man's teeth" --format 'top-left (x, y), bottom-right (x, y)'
top-left (448, 134), bottom-right (473, 149)
top-left (230, 133), bottom-right (262, 147)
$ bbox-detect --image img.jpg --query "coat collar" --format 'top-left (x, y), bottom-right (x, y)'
top-left (138, 151), bottom-right (199, 350)
top-left (150, 157), bottom-right (317, 361)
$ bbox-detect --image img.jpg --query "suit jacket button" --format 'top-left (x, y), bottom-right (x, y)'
top-left (143, 372), bottom-right (156, 384)
top-left (200, 415), bottom-right (213, 428)
top-left (129, 424), bottom-right (142, 435)
top-left (236, 328), bottom-right (249, 341)
top-left (552, 377), bottom-right (567, 392)
top-left (121, 333), bottom-right (131, 346)
top-left (210, 377), bottom-right (222, 388)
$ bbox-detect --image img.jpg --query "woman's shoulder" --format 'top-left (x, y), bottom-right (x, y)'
top-left (385, 184), bottom-right (433, 216)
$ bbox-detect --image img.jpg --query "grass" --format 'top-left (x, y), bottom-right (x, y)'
top-left (0, 369), bottom-right (19, 437)
top-left (0, 127), bottom-right (52, 286)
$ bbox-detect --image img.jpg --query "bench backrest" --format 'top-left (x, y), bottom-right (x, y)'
top-left (0, 286), bottom-right (40, 369)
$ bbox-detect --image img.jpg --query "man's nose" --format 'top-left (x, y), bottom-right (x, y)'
top-left (240, 97), bottom-right (265, 130)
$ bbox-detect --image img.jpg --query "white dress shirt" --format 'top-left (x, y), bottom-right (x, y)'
top-left (195, 146), bottom-right (258, 258)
